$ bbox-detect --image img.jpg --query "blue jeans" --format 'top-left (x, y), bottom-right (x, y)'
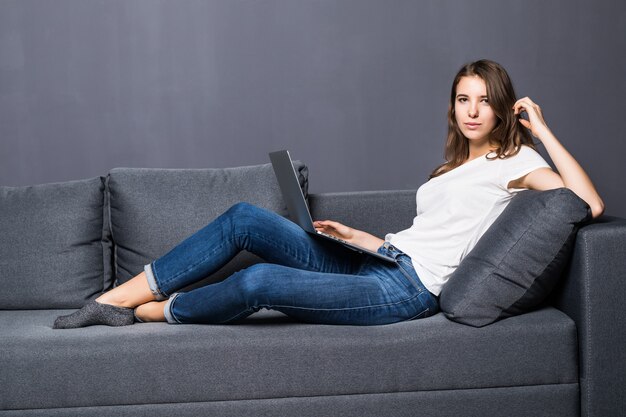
top-left (144, 202), bottom-right (438, 325)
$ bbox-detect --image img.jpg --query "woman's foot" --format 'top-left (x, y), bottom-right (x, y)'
top-left (134, 301), bottom-right (167, 322)
top-left (53, 271), bottom-right (158, 329)
top-left (53, 300), bottom-right (135, 329)
top-left (96, 271), bottom-right (155, 308)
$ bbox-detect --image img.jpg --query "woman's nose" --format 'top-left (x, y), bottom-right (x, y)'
top-left (468, 102), bottom-right (478, 118)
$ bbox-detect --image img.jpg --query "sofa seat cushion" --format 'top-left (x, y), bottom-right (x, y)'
top-left (0, 308), bottom-right (577, 411)
top-left (107, 163), bottom-right (308, 285)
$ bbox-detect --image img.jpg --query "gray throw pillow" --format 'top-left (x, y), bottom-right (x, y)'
top-left (439, 188), bottom-right (591, 327)
top-left (107, 162), bottom-right (308, 285)
top-left (0, 178), bottom-right (110, 309)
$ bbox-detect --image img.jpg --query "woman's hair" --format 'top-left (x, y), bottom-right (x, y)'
top-left (430, 59), bottom-right (535, 179)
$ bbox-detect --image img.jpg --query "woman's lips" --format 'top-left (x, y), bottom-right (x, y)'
top-left (464, 122), bottom-right (481, 130)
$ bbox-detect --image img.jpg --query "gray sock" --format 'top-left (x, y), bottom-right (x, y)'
top-left (53, 300), bottom-right (135, 329)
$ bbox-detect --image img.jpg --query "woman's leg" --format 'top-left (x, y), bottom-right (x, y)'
top-left (145, 202), bottom-right (361, 301)
top-left (100, 202), bottom-right (357, 307)
top-left (163, 259), bottom-right (438, 326)
top-left (54, 202), bottom-right (360, 328)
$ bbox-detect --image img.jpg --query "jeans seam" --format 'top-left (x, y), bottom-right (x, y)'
top-left (408, 307), bottom-right (430, 320)
top-left (395, 259), bottom-right (422, 291)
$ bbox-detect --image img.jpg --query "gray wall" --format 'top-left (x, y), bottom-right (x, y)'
top-left (1, 0), bottom-right (624, 216)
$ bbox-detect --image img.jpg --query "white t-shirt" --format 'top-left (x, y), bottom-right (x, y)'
top-left (385, 145), bottom-right (550, 296)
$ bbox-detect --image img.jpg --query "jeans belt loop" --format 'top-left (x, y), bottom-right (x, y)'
top-left (382, 242), bottom-right (401, 258)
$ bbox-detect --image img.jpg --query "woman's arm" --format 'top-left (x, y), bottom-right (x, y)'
top-left (313, 220), bottom-right (385, 252)
top-left (512, 97), bottom-right (605, 218)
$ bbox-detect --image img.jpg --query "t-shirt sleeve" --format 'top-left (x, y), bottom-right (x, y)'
top-left (498, 145), bottom-right (551, 190)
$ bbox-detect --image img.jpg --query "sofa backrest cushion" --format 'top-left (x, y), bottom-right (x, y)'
top-left (107, 163), bottom-right (308, 286)
top-left (0, 178), bottom-right (110, 309)
top-left (439, 188), bottom-right (590, 327)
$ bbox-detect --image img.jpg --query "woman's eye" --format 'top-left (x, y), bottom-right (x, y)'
top-left (457, 97), bottom-right (467, 103)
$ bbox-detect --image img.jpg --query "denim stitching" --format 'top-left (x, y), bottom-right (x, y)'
top-left (395, 257), bottom-right (422, 291)
top-left (408, 308), bottom-right (430, 321)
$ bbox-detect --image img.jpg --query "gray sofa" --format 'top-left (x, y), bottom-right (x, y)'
top-left (1, 163), bottom-right (625, 417)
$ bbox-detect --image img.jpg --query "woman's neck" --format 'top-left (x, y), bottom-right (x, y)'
top-left (467, 142), bottom-right (495, 162)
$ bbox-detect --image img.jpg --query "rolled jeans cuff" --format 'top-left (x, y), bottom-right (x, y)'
top-left (144, 263), bottom-right (167, 301)
top-left (164, 293), bottom-right (181, 324)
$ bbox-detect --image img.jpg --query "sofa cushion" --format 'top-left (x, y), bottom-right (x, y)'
top-left (440, 188), bottom-right (590, 327)
top-left (0, 178), bottom-right (109, 309)
top-left (0, 308), bottom-right (577, 411)
top-left (107, 163), bottom-right (308, 284)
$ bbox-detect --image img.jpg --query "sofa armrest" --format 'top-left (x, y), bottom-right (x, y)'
top-left (309, 190), bottom-right (417, 240)
top-left (552, 216), bottom-right (626, 417)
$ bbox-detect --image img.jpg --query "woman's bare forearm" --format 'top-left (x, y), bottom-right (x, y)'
top-left (351, 230), bottom-right (385, 252)
top-left (514, 97), bottom-right (605, 218)
top-left (538, 130), bottom-right (605, 217)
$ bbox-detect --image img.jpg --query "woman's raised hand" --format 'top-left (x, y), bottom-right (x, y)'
top-left (513, 97), bottom-right (552, 140)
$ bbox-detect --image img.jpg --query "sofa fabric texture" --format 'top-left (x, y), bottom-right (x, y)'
top-left (440, 188), bottom-right (591, 327)
top-left (0, 177), bottom-right (109, 309)
top-left (0, 308), bottom-right (576, 411)
top-left (107, 163), bottom-right (307, 285)
top-left (552, 217), bottom-right (626, 417)
top-left (0, 384), bottom-right (580, 417)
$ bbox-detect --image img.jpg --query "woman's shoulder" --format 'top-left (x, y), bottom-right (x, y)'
top-left (496, 144), bottom-right (551, 187)
top-left (501, 144), bottom-right (538, 157)
top-left (518, 144), bottom-right (541, 155)
top-left (500, 144), bottom-right (546, 164)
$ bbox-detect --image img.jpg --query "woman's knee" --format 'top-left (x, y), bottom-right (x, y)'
top-left (221, 202), bottom-right (261, 232)
top-left (226, 201), bottom-right (258, 218)
top-left (224, 202), bottom-right (285, 239)
top-left (232, 263), bottom-right (278, 297)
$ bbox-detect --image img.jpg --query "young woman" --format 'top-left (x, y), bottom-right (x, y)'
top-left (54, 59), bottom-right (604, 329)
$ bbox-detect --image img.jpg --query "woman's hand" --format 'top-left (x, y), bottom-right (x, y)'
top-left (313, 220), bottom-right (355, 241)
top-left (313, 220), bottom-right (385, 252)
top-left (513, 97), bottom-right (552, 140)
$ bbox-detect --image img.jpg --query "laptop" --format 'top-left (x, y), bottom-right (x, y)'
top-left (269, 150), bottom-right (396, 263)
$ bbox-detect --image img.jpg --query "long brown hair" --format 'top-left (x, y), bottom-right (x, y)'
top-left (430, 60), bottom-right (535, 179)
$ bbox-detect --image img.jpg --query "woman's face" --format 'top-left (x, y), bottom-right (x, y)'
top-left (454, 75), bottom-right (498, 147)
